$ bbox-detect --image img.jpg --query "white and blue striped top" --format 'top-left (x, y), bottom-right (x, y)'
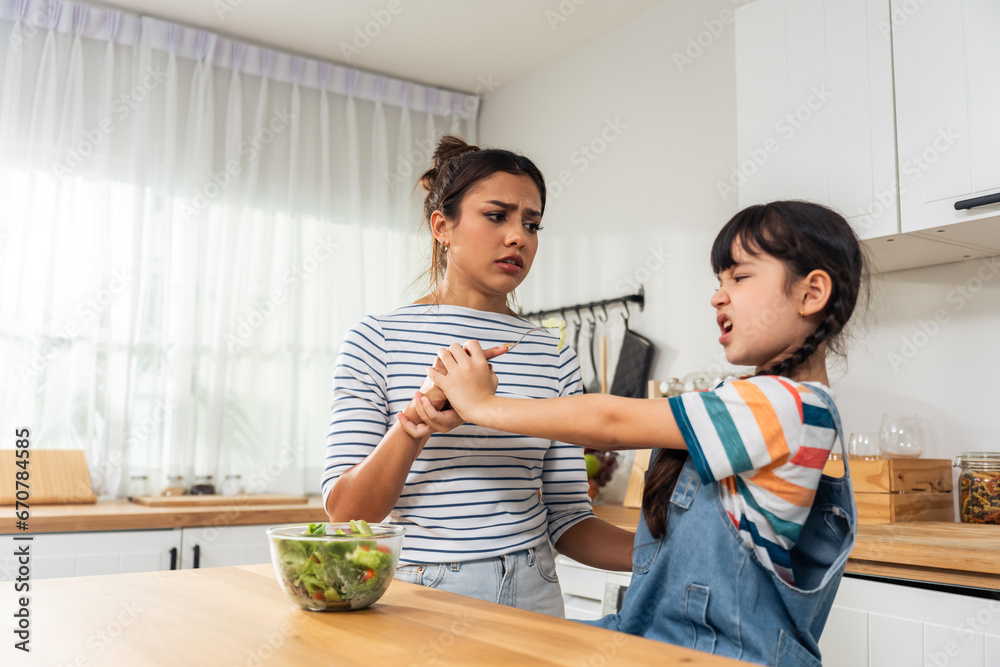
top-left (321, 304), bottom-right (594, 564)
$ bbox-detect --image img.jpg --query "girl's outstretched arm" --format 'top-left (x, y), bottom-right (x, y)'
top-left (427, 341), bottom-right (688, 452)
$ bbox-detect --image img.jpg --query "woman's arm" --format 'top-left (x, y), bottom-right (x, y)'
top-left (326, 342), bottom-right (508, 522)
top-left (554, 518), bottom-right (634, 572)
top-left (325, 418), bottom-right (430, 523)
top-left (428, 341), bottom-right (688, 451)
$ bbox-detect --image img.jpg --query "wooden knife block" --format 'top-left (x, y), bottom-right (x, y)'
top-left (0, 449), bottom-right (97, 505)
top-left (823, 457), bottom-right (953, 524)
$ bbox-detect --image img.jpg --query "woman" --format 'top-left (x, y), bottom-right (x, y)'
top-left (322, 136), bottom-right (633, 616)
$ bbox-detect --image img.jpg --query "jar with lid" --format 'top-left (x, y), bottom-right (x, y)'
top-left (161, 474), bottom-right (187, 496)
top-left (127, 474), bottom-right (150, 498)
top-left (220, 474), bottom-right (244, 496)
top-left (190, 475), bottom-right (216, 495)
top-left (953, 452), bottom-right (1000, 524)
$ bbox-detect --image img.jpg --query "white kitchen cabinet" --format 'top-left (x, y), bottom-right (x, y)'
top-left (554, 554), bottom-right (631, 621)
top-left (891, 0), bottom-right (1000, 245)
top-left (0, 529), bottom-right (181, 581)
top-left (0, 524), bottom-right (272, 581)
top-left (818, 575), bottom-right (1000, 667)
top-left (177, 525), bottom-right (272, 570)
top-left (735, 0), bottom-right (899, 240)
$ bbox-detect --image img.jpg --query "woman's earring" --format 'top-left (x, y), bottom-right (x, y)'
top-left (799, 310), bottom-right (805, 317)
top-left (442, 245), bottom-right (449, 252)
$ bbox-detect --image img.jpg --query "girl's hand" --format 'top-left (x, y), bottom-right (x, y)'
top-left (396, 390), bottom-right (466, 440)
top-left (427, 340), bottom-right (499, 423)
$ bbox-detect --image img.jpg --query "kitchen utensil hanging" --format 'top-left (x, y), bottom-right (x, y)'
top-left (583, 307), bottom-right (601, 394)
top-left (610, 303), bottom-right (656, 399)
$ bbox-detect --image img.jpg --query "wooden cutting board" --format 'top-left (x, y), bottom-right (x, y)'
top-left (0, 449), bottom-right (97, 505)
top-left (130, 494), bottom-right (308, 507)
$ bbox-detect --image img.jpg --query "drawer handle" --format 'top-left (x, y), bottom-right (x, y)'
top-left (193, 544), bottom-right (201, 569)
top-left (169, 547), bottom-right (178, 571)
top-left (954, 192), bottom-right (1000, 210)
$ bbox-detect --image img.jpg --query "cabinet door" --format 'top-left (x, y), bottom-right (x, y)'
top-left (893, 0), bottom-right (1000, 237)
top-left (179, 525), bottom-right (271, 570)
top-left (735, 0), bottom-right (898, 239)
top-left (0, 529), bottom-right (181, 581)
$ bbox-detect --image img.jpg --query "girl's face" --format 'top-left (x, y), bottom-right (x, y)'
top-left (710, 242), bottom-right (817, 373)
top-left (434, 171), bottom-right (542, 299)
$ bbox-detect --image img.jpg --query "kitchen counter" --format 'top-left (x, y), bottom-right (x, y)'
top-left (0, 497), bottom-right (329, 533)
top-left (3, 563), bottom-right (749, 665)
top-left (592, 505), bottom-right (1000, 590)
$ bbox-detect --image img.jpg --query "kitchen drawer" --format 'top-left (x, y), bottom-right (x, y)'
top-left (555, 556), bottom-right (608, 600)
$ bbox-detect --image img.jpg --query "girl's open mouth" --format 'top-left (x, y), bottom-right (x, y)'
top-left (718, 318), bottom-right (733, 344)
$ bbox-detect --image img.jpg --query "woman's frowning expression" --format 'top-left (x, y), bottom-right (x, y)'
top-left (431, 171), bottom-right (543, 300)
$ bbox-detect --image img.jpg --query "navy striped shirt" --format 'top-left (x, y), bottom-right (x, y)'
top-left (321, 304), bottom-right (594, 564)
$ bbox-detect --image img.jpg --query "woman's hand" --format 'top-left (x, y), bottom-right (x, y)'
top-left (396, 390), bottom-right (467, 440)
top-left (427, 340), bottom-right (499, 423)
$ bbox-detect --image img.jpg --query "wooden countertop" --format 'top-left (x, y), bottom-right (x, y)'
top-left (0, 497), bottom-right (329, 533)
top-left (592, 505), bottom-right (1000, 590)
top-left (4, 563), bottom-right (748, 666)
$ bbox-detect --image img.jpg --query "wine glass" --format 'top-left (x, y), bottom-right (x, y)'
top-left (878, 413), bottom-right (927, 459)
top-left (847, 432), bottom-right (882, 461)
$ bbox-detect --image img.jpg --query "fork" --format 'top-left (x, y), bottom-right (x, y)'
top-left (501, 325), bottom-right (551, 351)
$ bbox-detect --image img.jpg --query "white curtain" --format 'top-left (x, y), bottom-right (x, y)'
top-left (0, 0), bottom-right (478, 497)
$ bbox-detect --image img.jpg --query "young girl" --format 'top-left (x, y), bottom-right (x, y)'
top-left (322, 136), bottom-right (633, 618)
top-left (405, 201), bottom-right (868, 667)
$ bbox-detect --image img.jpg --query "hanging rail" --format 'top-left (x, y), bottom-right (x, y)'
top-left (519, 286), bottom-right (644, 321)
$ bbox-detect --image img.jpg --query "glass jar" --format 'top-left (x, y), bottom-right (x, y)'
top-left (190, 475), bottom-right (216, 495)
top-left (127, 474), bottom-right (150, 498)
top-left (954, 452), bottom-right (1000, 524)
top-left (161, 474), bottom-right (187, 496)
top-left (220, 474), bottom-right (244, 496)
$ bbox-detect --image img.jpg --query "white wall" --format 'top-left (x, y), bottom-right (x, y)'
top-left (480, 0), bottom-right (1000, 464)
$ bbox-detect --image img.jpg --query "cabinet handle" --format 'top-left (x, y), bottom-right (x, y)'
top-left (169, 547), bottom-right (178, 571)
top-left (954, 193), bottom-right (1000, 210)
top-left (193, 544), bottom-right (201, 569)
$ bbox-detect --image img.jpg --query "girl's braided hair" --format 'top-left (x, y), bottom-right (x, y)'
top-left (642, 201), bottom-right (869, 539)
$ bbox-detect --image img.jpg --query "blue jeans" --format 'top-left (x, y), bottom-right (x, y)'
top-left (394, 544), bottom-right (566, 618)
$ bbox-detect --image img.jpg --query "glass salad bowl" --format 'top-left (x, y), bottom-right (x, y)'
top-left (267, 521), bottom-right (404, 611)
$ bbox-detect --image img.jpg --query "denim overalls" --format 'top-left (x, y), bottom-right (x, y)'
top-left (586, 387), bottom-right (855, 667)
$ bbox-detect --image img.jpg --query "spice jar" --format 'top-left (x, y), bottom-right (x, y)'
top-left (127, 474), bottom-right (150, 498)
top-left (161, 474), bottom-right (187, 496)
top-left (953, 452), bottom-right (1000, 524)
top-left (220, 474), bottom-right (244, 496)
top-left (190, 475), bottom-right (216, 495)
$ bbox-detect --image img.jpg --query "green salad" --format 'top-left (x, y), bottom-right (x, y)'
top-left (274, 520), bottom-right (396, 611)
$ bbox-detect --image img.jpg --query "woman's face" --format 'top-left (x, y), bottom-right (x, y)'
top-left (435, 171), bottom-right (543, 298)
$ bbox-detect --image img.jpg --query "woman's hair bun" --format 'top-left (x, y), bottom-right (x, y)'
top-left (419, 135), bottom-right (481, 192)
